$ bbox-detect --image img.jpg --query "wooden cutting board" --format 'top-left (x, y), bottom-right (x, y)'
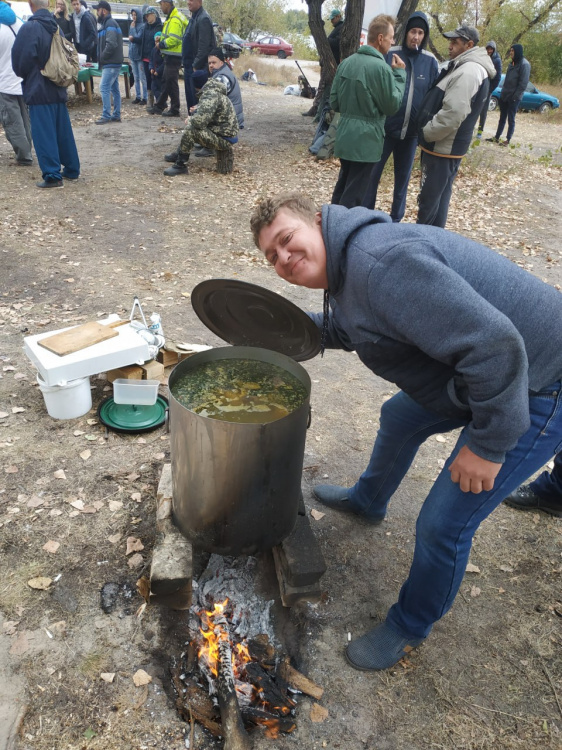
top-left (37, 321), bottom-right (119, 356)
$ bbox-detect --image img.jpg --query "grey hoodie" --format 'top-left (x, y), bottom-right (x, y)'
top-left (314, 204), bottom-right (562, 463)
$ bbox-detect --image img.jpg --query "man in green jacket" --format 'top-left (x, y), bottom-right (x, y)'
top-left (330, 14), bottom-right (406, 208)
top-left (151, 0), bottom-right (188, 116)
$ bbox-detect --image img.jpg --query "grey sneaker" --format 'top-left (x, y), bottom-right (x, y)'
top-left (312, 485), bottom-right (384, 525)
top-left (504, 485), bottom-right (562, 518)
top-left (346, 623), bottom-right (425, 671)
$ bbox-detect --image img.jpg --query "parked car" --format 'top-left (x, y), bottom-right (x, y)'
top-left (489, 75), bottom-right (560, 114)
top-left (248, 36), bottom-right (293, 59)
top-left (221, 32), bottom-right (246, 59)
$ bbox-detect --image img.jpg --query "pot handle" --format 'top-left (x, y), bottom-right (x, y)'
top-left (307, 405), bottom-right (312, 429)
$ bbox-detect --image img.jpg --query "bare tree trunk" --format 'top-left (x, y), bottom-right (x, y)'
top-left (395, 0), bottom-right (419, 43)
top-left (340, 0), bottom-right (365, 60)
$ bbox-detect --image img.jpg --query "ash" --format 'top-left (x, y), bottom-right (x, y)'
top-left (189, 554), bottom-right (275, 643)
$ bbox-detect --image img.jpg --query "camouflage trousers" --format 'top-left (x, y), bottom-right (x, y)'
top-left (178, 121), bottom-right (233, 157)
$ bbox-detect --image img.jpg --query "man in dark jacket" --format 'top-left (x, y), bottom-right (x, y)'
top-left (476, 41), bottom-right (501, 137)
top-left (93, 0), bottom-right (124, 124)
top-left (488, 44), bottom-right (530, 146)
top-left (11, 0), bottom-right (80, 187)
top-left (70, 0), bottom-right (97, 61)
top-left (330, 14), bottom-right (405, 208)
top-left (181, 0), bottom-right (215, 111)
top-left (416, 26), bottom-right (495, 227)
top-left (328, 9), bottom-right (343, 64)
top-left (362, 11), bottom-right (437, 222)
top-left (250, 192), bottom-right (562, 671)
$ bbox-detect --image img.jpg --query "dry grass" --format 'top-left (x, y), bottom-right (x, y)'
top-left (231, 55), bottom-right (309, 88)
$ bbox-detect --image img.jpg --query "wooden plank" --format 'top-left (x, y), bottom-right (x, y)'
top-left (38, 322), bottom-right (118, 357)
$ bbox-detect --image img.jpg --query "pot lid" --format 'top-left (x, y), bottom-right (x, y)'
top-left (191, 279), bottom-right (321, 361)
top-left (98, 396), bottom-right (168, 433)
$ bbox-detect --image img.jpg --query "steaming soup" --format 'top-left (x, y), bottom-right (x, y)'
top-left (171, 358), bottom-right (307, 424)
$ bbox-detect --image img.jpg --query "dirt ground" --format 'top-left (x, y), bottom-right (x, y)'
top-left (1, 74), bottom-right (561, 750)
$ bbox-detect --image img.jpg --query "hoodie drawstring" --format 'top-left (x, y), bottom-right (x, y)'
top-left (320, 289), bottom-right (330, 357)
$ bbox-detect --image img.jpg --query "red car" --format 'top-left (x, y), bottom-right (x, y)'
top-left (248, 36), bottom-right (293, 59)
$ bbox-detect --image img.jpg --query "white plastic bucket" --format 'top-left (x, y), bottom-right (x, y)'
top-left (37, 374), bottom-right (92, 420)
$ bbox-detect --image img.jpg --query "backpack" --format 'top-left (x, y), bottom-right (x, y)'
top-left (41, 29), bottom-right (80, 88)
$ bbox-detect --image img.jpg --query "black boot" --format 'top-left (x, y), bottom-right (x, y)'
top-left (164, 151), bottom-right (179, 162)
top-left (163, 156), bottom-right (188, 176)
top-left (302, 105), bottom-right (317, 117)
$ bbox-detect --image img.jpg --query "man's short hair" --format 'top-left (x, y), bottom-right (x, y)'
top-left (367, 14), bottom-right (395, 45)
top-left (250, 193), bottom-right (318, 248)
top-left (32, 0), bottom-right (49, 8)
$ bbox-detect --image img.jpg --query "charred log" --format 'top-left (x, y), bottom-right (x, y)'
top-left (244, 661), bottom-right (295, 713)
top-left (240, 706), bottom-right (296, 734)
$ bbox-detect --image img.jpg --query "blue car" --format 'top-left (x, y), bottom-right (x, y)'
top-left (489, 74), bottom-right (560, 114)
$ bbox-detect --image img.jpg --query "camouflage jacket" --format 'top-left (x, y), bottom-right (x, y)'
top-left (192, 78), bottom-right (239, 138)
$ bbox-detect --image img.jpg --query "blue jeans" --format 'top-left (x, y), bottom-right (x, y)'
top-left (129, 58), bottom-right (147, 99)
top-left (100, 66), bottom-right (121, 120)
top-left (530, 450), bottom-right (562, 503)
top-left (346, 386), bottom-right (562, 640)
top-left (29, 102), bottom-right (80, 181)
top-left (362, 135), bottom-right (419, 222)
top-left (495, 98), bottom-right (519, 142)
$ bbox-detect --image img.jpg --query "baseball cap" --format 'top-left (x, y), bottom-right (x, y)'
top-left (329, 9), bottom-right (342, 19)
top-left (443, 25), bottom-right (479, 44)
top-left (92, 0), bottom-right (111, 10)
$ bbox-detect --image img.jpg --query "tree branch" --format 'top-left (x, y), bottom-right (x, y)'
top-left (510, 0), bottom-right (561, 45)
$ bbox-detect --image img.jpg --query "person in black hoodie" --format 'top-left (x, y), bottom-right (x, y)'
top-left (140, 6), bottom-right (162, 111)
top-left (362, 11), bottom-right (438, 222)
top-left (70, 0), bottom-right (97, 62)
top-left (488, 44), bottom-right (530, 146)
top-left (11, 0), bottom-right (80, 187)
top-left (476, 41), bottom-right (501, 137)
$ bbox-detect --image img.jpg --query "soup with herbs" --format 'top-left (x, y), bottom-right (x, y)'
top-left (171, 358), bottom-right (308, 424)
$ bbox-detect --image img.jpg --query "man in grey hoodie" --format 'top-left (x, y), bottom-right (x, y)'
top-left (416, 26), bottom-right (496, 227)
top-left (250, 193), bottom-right (562, 671)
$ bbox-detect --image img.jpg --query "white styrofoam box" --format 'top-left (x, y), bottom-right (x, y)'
top-left (113, 379), bottom-right (160, 405)
top-left (24, 319), bottom-right (152, 386)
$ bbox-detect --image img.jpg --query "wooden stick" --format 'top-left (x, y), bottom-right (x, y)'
top-left (214, 614), bottom-right (252, 750)
top-left (278, 657), bottom-right (324, 700)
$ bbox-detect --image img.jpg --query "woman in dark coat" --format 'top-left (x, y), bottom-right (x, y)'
top-left (54, 0), bottom-right (73, 41)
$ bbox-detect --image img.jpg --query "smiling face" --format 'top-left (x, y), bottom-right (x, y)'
top-left (258, 209), bottom-right (328, 289)
top-left (406, 27), bottom-right (424, 50)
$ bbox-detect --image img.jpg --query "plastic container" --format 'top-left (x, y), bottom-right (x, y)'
top-left (113, 378), bottom-right (160, 405)
top-left (37, 374), bottom-right (92, 420)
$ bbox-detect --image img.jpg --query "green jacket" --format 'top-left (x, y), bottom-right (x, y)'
top-left (330, 45), bottom-right (406, 162)
top-left (159, 7), bottom-right (188, 57)
top-left (192, 78), bottom-right (239, 138)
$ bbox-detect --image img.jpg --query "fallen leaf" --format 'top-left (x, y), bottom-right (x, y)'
top-left (80, 450), bottom-right (91, 461)
top-left (53, 469), bottom-right (66, 480)
top-left (5, 465), bottom-right (18, 474)
top-left (466, 563), bottom-right (480, 574)
top-left (43, 540), bottom-right (60, 554)
top-left (0, 412), bottom-right (9, 418)
top-left (11, 407), bottom-right (25, 413)
top-left (70, 499), bottom-right (85, 510)
top-left (154, 452), bottom-right (165, 460)
top-left (100, 672), bottom-right (115, 683)
top-left (49, 509), bottom-right (63, 517)
top-left (73, 430), bottom-right (85, 436)
top-left (470, 586), bottom-right (481, 598)
top-left (86, 418), bottom-right (97, 425)
top-left (28, 577), bottom-right (52, 590)
top-left (310, 509), bottom-right (325, 521)
top-left (310, 703), bottom-right (329, 723)
top-left (126, 472), bottom-right (140, 482)
top-left (27, 495), bottom-right (44, 508)
top-left (499, 565), bottom-right (514, 573)
top-left (108, 500), bottom-right (123, 512)
top-left (126, 537), bottom-right (144, 555)
top-left (131, 492), bottom-right (141, 503)
top-left (128, 553), bottom-right (144, 568)
top-left (133, 669), bottom-right (152, 687)
top-left (108, 533), bottom-right (122, 544)
top-left (136, 576), bottom-right (151, 603)
top-left (2, 620), bottom-right (19, 636)
top-left (49, 620), bottom-right (66, 636)
top-left (498, 587), bottom-right (506, 594)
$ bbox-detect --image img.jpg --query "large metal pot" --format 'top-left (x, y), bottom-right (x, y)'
top-left (169, 346), bottom-right (311, 555)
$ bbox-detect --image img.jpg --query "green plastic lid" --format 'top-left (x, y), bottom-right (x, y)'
top-left (98, 396), bottom-right (168, 433)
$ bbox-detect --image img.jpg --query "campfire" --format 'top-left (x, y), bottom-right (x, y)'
top-left (171, 556), bottom-right (323, 748)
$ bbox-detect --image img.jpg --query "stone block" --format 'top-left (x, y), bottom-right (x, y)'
top-left (272, 546), bottom-right (322, 608)
top-left (275, 504), bottom-right (326, 587)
